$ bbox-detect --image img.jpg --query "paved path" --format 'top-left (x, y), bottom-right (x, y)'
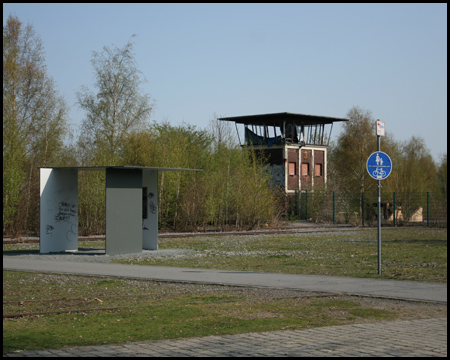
top-left (3, 257), bottom-right (447, 303)
top-left (3, 256), bottom-right (447, 357)
top-left (4, 318), bottom-right (447, 357)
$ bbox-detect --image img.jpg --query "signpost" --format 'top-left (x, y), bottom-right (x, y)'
top-left (376, 120), bottom-right (385, 136)
top-left (367, 151), bottom-right (392, 180)
top-left (367, 120), bottom-right (392, 275)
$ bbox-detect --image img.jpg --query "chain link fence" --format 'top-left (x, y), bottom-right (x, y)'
top-left (289, 191), bottom-right (447, 227)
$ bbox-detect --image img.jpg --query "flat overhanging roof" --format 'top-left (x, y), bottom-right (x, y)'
top-left (218, 112), bottom-right (348, 126)
top-left (39, 166), bottom-right (202, 172)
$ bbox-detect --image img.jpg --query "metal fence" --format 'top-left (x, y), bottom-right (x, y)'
top-left (290, 191), bottom-right (447, 227)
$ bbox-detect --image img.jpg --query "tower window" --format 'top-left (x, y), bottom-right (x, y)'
top-left (289, 163), bottom-right (296, 176)
top-left (302, 163), bottom-right (309, 176)
top-left (315, 164), bottom-right (323, 177)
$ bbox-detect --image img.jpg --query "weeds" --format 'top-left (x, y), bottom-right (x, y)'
top-left (3, 271), bottom-right (446, 353)
top-left (3, 227), bottom-right (447, 352)
top-left (115, 228), bottom-right (447, 282)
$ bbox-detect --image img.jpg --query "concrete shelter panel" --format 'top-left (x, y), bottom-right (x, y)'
top-left (105, 168), bottom-right (142, 255)
top-left (142, 169), bottom-right (158, 250)
top-left (39, 168), bottom-right (78, 253)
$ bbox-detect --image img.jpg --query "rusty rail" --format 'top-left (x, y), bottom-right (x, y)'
top-left (3, 307), bottom-right (121, 319)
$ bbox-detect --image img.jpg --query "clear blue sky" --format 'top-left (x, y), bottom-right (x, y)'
top-left (3, 3), bottom-right (447, 161)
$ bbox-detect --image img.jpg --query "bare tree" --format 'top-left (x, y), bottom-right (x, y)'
top-left (76, 36), bottom-right (153, 165)
top-left (207, 113), bottom-right (238, 153)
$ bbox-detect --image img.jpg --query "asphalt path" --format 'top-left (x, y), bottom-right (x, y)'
top-left (3, 257), bottom-right (447, 303)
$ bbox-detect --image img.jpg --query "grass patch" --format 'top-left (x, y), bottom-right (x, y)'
top-left (114, 228), bottom-right (447, 282)
top-left (5, 228), bottom-right (445, 282)
top-left (3, 271), bottom-right (446, 353)
top-left (2, 240), bottom-right (106, 255)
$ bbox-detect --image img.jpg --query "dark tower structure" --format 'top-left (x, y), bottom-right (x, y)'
top-left (219, 112), bottom-right (348, 194)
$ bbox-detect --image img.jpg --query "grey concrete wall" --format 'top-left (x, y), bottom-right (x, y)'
top-left (105, 168), bottom-right (142, 255)
top-left (142, 169), bottom-right (158, 250)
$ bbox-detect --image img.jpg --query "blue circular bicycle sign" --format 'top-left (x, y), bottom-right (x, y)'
top-left (367, 151), bottom-right (392, 180)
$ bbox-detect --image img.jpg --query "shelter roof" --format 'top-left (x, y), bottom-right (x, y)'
top-left (218, 112), bottom-right (348, 126)
top-left (39, 166), bottom-right (202, 172)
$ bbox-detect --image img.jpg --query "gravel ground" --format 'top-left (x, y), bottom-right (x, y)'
top-left (3, 248), bottom-right (195, 263)
top-left (2, 226), bottom-right (354, 264)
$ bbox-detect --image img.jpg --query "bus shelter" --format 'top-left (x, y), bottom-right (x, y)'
top-left (39, 166), bottom-right (201, 255)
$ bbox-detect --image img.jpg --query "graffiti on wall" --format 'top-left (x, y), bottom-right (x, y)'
top-left (54, 202), bottom-right (77, 223)
top-left (45, 224), bottom-right (55, 237)
top-left (148, 192), bottom-right (157, 214)
top-left (142, 191), bottom-right (157, 231)
top-left (44, 201), bottom-right (77, 243)
top-left (66, 223), bottom-right (77, 242)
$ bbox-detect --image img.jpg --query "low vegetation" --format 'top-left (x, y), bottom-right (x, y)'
top-left (114, 228), bottom-right (447, 282)
top-left (3, 226), bottom-right (446, 353)
top-left (3, 271), bottom-right (446, 353)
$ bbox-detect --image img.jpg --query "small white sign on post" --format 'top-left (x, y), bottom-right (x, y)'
top-left (376, 120), bottom-right (385, 136)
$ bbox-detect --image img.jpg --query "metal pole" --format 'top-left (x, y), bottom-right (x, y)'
top-left (305, 190), bottom-right (308, 221)
top-left (333, 191), bottom-right (335, 225)
top-left (393, 192), bottom-right (396, 227)
top-left (377, 135), bottom-right (382, 275)
top-left (427, 192), bottom-right (430, 227)
top-left (362, 192), bottom-right (365, 227)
